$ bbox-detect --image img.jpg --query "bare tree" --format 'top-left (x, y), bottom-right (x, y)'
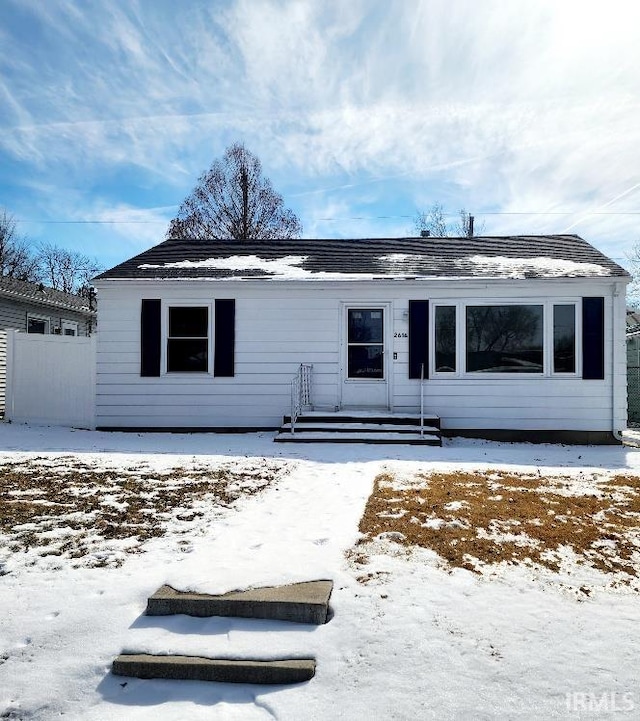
top-left (167, 143), bottom-right (302, 241)
top-left (413, 202), bottom-right (448, 237)
top-left (627, 241), bottom-right (640, 309)
top-left (453, 209), bottom-right (486, 237)
top-left (0, 209), bottom-right (40, 281)
top-left (37, 243), bottom-right (101, 295)
top-left (413, 203), bottom-right (484, 237)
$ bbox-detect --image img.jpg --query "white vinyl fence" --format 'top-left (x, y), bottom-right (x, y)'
top-left (5, 331), bottom-right (96, 429)
top-left (0, 330), bottom-right (7, 416)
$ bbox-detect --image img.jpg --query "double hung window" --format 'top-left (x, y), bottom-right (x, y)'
top-left (167, 306), bottom-right (208, 373)
top-left (140, 298), bottom-right (235, 378)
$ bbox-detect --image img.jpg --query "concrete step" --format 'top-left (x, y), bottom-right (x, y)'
top-left (146, 580), bottom-right (333, 624)
top-left (275, 431), bottom-right (442, 445)
top-left (112, 654), bottom-right (315, 685)
top-left (279, 422), bottom-right (440, 434)
top-left (284, 412), bottom-right (440, 428)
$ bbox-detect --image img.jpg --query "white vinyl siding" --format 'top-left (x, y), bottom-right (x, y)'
top-left (0, 297), bottom-right (92, 336)
top-left (94, 277), bottom-right (624, 433)
top-left (0, 330), bottom-right (6, 415)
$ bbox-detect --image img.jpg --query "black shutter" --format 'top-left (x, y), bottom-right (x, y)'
top-left (408, 300), bottom-right (429, 379)
top-left (214, 299), bottom-right (235, 377)
top-left (140, 299), bottom-right (161, 377)
top-left (582, 297), bottom-right (604, 380)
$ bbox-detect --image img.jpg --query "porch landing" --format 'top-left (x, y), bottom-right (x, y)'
top-left (275, 411), bottom-right (442, 446)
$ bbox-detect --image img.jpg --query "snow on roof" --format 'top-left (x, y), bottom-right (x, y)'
top-left (461, 255), bottom-right (611, 279)
top-left (140, 254), bottom-right (312, 277)
top-left (377, 253), bottom-right (424, 274)
top-left (138, 253), bottom-right (416, 280)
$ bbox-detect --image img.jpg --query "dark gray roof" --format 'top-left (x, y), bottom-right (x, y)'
top-left (96, 235), bottom-right (629, 281)
top-left (0, 276), bottom-right (94, 314)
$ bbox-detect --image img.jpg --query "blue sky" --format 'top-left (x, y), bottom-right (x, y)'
top-left (1, 0), bottom-right (639, 272)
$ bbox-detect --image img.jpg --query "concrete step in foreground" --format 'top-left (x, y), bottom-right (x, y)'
top-left (146, 580), bottom-right (333, 624)
top-left (113, 654), bottom-right (316, 685)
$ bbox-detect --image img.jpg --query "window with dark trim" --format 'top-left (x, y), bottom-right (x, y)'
top-left (429, 300), bottom-right (585, 377)
top-left (466, 305), bottom-right (544, 373)
top-left (167, 306), bottom-right (208, 372)
top-left (27, 315), bottom-right (49, 334)
top-left (553, 304), bottom-right (576, 373)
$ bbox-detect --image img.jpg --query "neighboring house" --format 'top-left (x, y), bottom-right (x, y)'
top-left (93, 234), bottom-right (629, 443)
top-left (627, 308), bottom-right (640, 330)
top-left (0, 276), bottom-right (96, 415)
top-left (626, 310), bottom-right (640, 424)
top-left (0, 276), bottom-right (95, 337)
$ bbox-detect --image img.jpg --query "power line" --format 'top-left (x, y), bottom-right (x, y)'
top-left (14, 219), bottom-right (168, 224)
top-left (12, 211), bottom-right (640, 225)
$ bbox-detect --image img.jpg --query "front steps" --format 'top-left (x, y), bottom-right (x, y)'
top-left (112, 655), bottom-right (316, 685)
top-left (275, 410), bottom-right (442, 446)
top-left (112, 580), bottom-right (333, 686)
top-left (146, 580), bottom-right (333, 624)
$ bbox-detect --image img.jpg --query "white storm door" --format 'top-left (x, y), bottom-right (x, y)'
top-left (340, 306), bottom-right (389, 408)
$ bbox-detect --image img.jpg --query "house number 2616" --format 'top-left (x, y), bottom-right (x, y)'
top-left (394, 332), bottom-right (408, 338)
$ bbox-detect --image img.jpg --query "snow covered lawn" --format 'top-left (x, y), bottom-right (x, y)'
top-left (0, 456), bottom-right (285, 569)
top-left (357, 468), bottom-right (640, 593)
top-left (1, 423), bottom-right (639, 720)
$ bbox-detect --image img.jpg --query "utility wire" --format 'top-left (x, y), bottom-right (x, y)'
top-left (13, 211), bottom-right (640, 224)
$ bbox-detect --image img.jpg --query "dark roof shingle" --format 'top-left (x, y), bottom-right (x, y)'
top-left (96, 235), bottom-right (629, 281)
top-left (0, 276), bottom-right (94, 313)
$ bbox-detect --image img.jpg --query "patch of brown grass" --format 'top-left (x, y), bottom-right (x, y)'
top-left (357, 471), bottom-right (640, 579)
top-left (0, 457), bottom-right (286, 566)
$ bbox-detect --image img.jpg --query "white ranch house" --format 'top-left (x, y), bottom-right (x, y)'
top-left (93, 235), bottom-right (629, 444)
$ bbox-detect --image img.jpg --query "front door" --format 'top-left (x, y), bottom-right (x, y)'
top-left (340, 306), bottom-right (389, 408)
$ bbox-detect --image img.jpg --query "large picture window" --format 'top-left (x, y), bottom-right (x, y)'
top-left (466, 305), bottom-right (543, 373)
top-left (430, 300), bottom-right (580, 377)
top-left (167, 306), bottom-right (208, 372)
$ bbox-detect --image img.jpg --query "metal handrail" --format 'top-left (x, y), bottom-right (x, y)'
top-left (420, 362), bottom-right (425, 438)
top-left (290, 363), bottom-right (312, 434)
